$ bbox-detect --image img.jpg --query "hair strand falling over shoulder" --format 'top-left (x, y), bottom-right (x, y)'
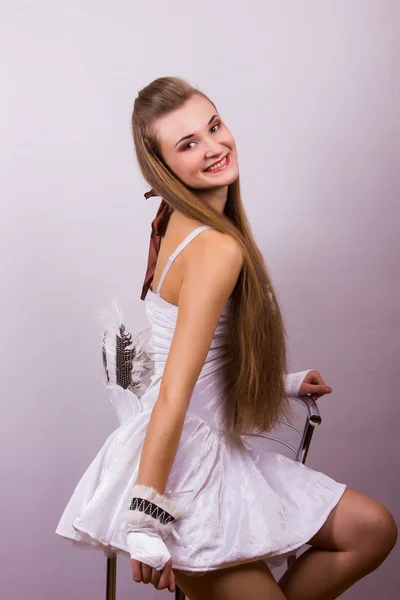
top-left (132, 76), bottom-right (292, 434)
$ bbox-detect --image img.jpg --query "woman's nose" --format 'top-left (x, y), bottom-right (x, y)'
top-left (205, 141), bottom-right (223, 157)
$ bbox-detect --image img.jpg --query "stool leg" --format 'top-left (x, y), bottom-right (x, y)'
top-left (287, 554), bottom-right (297, 570)
top-left (175, 585), bottom-right (186, 600)
top-left (106, 555), bottom-right (117, 600)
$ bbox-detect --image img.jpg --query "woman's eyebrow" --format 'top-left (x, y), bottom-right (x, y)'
top-left (174, 114), bottom-right (219, 148)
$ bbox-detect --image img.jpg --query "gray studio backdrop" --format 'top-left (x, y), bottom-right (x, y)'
top-left (1, 1), bottom-right (398, 599)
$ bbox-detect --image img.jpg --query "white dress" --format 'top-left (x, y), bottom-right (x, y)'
top-left (55, 225), bottom-right (347, 572)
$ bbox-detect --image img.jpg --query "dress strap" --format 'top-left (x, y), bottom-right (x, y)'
top-left (155, 225), bottom-right (213, 295)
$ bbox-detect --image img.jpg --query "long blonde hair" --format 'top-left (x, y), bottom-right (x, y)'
top-left (132, 76), bottom-right (291, 434)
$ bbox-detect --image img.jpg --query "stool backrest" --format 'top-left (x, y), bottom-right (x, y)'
top-left (242, 395), bottom-right (321, 464)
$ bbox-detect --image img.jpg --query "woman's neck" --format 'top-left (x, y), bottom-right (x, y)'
top-left (194, 185), bottom-right (228, 214)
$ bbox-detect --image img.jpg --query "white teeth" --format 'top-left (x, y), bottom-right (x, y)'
top-left (206, 155), bottom-right (227, 172)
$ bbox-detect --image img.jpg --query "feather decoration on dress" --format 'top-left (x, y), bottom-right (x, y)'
top-left (97, 300), bottom-right (154, 425)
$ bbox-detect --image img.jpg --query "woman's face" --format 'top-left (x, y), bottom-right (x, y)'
top-left (152, 94), bottom-right (239, 191)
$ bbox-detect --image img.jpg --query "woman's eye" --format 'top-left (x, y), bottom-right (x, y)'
top-left (182, 122), bottom-right (221, 150)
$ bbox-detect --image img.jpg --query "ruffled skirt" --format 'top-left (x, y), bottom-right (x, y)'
top-left (56, 385), bottom-right (346, 572)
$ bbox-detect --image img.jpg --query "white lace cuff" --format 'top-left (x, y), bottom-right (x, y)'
top-left (122, 484), bottom-right (182, 539)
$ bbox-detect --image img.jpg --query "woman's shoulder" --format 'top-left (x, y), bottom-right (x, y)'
top-left (186, 225), bottom-right (242, 258)
top-left (168, 212), bottom-right (244, 270)
top-left (182, 227), bottom-right (244, 287)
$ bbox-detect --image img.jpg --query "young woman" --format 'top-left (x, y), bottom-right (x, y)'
top-left (56, 77), bottom-right (397, 599)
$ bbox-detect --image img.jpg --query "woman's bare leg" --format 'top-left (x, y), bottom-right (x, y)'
top-left (278, 488), bottom-right (398, 600)
top-left (174, 559), bottom-right (287, 600)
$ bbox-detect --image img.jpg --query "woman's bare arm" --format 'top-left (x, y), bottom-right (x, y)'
top-left (136, 231), bottom-right (244, 492)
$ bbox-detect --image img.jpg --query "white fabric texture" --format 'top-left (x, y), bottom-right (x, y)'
top-left (55, 227), bottom-right (347, 573)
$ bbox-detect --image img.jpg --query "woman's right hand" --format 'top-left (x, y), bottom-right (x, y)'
top-left (127, 528), bottom-right (175, 592)
top-left (131, 556), bottom-right (175, 592)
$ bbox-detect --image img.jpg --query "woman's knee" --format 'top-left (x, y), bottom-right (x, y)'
top-left (308, 488), bottom-right (398, 559)
top-left (362, 502), bottom-right (398, 560)
top-left (338, 491), bottom-right (398, 564)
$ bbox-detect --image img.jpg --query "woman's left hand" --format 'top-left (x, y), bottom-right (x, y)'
top-left (298, 369), bottom-right (332, 401)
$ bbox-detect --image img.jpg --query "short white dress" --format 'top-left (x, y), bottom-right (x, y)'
top-left (56, 225), bottom-right (347, 572)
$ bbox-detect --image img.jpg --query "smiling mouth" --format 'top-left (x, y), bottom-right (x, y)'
top-left (204, 153), bottom-right (230, 173)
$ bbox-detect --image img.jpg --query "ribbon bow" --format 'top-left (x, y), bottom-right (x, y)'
top-left (141, 190), bottom-right (173, 300)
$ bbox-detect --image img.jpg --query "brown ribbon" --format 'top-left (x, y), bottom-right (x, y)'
top-left (140, 190), bottom-right (173, 300)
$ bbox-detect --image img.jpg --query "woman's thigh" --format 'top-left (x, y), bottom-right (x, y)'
top-left (306, 487), bottom-right (398, 554)
top-left (173, 559), bottom-right (286, 600)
